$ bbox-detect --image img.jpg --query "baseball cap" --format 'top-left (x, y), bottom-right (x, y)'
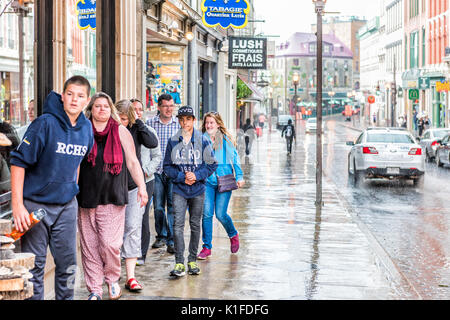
top-left (177, 105), bottom-right (195, 118)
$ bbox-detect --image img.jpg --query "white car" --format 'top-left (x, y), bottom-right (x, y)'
top-left (305, 118), bottom-right (324, 133)
top-left (347, 128), bottom-right (425, 187)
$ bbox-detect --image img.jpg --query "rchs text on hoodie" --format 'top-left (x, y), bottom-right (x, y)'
top-left (10, 91), bottom-right (94, 205)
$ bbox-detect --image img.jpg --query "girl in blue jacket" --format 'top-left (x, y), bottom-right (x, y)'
top-left (198, 112), bottom-right (245, 260)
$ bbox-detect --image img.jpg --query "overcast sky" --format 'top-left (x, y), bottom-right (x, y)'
top-left (253, 0), bottom-right (382, 41)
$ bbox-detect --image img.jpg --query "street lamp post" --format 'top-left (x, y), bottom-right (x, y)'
top-left (292, 72), bottom-right (300, 115)
top-left (313, 0), bottom-right (326, 213)
top-left (328, 90), bottom-right (335, 116)
top-left (268, 87), bottom-right (274, 131)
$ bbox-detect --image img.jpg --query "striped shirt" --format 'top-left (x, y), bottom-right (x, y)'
top-left (147, 115), bottom-right (180, 174)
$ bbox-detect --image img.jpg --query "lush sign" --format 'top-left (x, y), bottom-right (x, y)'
top-left (228, 37), bottom-right (267, 69)
top-left (201, 0), bottom-right (250, 29)
top-left (76, 0), bottom-right (96, 30)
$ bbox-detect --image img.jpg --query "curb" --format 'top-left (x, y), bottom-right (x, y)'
top-left (322, 172), bottom-right (423, 299)
top-left (338, 123), bottom-right (364, 132)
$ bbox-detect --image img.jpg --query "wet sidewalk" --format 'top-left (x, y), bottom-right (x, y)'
top-left (73, 127), bottom-right (410, 300)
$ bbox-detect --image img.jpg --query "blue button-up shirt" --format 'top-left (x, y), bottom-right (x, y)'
top-left (147, 115), bottom-right (181, 174)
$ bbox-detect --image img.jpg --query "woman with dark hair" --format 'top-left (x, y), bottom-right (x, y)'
top-left (198, 112), bottom-right (245, 260)
top-left (77, 93), bottom-right (149, 300)
top-left (115, 99), bottom-right (158, 292)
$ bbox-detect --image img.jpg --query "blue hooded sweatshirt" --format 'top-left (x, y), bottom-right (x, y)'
top-left (163, 128), bottom-right (218, 199)
top-left (10, 91), bottom-right (94, 205)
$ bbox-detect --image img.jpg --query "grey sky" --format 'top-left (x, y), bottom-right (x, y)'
top-left (253, 0), bottom-right (382, 41)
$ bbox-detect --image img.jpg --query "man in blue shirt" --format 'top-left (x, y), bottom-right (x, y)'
top-left (147, 94), bottom-right (180, 254)
top-left (163, 106), bottom-right (217, 277)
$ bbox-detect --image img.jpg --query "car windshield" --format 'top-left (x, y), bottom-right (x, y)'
top-left (308, 118), bottom-right (316, 123)
top-left (366, 133), bottom-right (415, 144)
top-left (279, 116), bottom-right (291, 121)
top-left (433, 130), bottom-right (450, 138)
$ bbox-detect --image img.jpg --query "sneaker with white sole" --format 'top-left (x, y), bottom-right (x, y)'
top-left (187, 262), bottom-right (201, 275)
top-left (170, 263), bottom-right (186, 277)
top-left (197, 247), bottom-right (212, 260)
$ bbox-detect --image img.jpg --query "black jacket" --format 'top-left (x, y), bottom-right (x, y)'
top-left (127, 119), bottom-right (158, 190)
top-left (281, 124), bottom-right (296, 139)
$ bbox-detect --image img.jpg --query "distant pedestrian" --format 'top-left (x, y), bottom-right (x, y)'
top-left (417, 117), bottom-right (425, 136)
top-left (281, 119), bottom-right (296, 155)
top-left (198, 112), bottom-right (244, 260)
top-left (27, 99), bottom-right (35, 123)
top-left (77, 92), bottom-right (148, 300)
top-left (163, 106), bottom-right (218, 277)
top-left (10, 76), bottom-right (94, 300)
top-left (242, 118), bottom-right (256, 156)
top-left (131, 99), bottom-right (162, 266)
top-left (258, 113), bottom-right (266, 128)
top-left (424, 115), bottom-right (430, 131)
top-left (147, 94), bottom-right (180, 254)
top-left (413, 110), bottom-right (418, 131)
top-left (116, 99), bottom-right (158, 292)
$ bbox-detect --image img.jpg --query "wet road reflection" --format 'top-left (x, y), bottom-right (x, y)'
top-left (324, 116), bottom-right (450, 299)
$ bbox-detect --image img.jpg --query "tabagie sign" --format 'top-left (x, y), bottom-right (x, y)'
top-left (201, 0), bottom-right (250, 29)
top-left (76, 0), bottom-right (96, 30)
top-left (228, 37), bottom-right (267, 69)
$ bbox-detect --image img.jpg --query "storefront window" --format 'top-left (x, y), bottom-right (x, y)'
top-left (146, 45), bottom-right (184, 110)
top-left (0, 2), bottom-right (34, 218)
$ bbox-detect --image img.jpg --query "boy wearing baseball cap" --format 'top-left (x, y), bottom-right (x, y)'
top-left (163, 106), bottom-right (217, 277)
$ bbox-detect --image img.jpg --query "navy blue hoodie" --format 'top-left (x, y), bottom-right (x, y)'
top-left (10, 91), bottom-right (94, 205)
top-left (163, 129), bottom-right (218, 199)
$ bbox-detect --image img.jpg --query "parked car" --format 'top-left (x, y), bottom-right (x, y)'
top-left (341, 107), bottom-right (360, 116)
top-left (347, 127), bottom-right (425, 187)
top-left (305, 117), bottom-right (324, 133)
top-left (277, 115), bottom-right (294, 130)
top-left (435, 133), bottom-right (450, 167)
top-left (418, 128), bottom-right (450, 162)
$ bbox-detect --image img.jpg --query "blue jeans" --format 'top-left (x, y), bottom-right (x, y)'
top-left (201, 184), bottom-right (238, 250)
top-left (153, 173), bottom-right (174, 246)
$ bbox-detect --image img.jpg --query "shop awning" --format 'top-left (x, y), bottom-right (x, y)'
top-left (238, 75), bottom-right (264, 102)
top-left (0, 58), bottom-right (19, 73)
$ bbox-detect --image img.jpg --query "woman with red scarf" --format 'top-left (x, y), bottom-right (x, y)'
top-left (77, 92), bottom-right (148, 300)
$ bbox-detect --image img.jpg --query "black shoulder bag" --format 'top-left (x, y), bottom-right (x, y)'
top-left (215, 138), bottom-right (238, 193)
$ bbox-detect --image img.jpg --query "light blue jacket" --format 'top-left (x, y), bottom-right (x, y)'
top-left (204, 133), bottom-right (244, 187)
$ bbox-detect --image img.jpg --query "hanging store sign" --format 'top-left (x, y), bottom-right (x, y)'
top-left (436, 81), bottom-right (450, 92)
top-left (76, 0), bottom-right (96, 30)
top-left (418, 77), bottom-right (430, 90)
top-left (228, 37), bottom-right (267, 69)
top-left (201, 0), bottom-right (250, 29)
top-left (408, 89), bottom-right (419, 100)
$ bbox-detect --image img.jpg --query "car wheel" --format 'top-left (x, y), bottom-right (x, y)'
top-left (425, 151), bottom-right (431, 163)
top-left (351, 160), bottom-right (363, 186)
top-left (413, 175), bottom-right (424, 188)
top-left (436, 153), bottom-right (444, 167)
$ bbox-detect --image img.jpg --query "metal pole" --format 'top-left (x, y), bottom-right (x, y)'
top-left (316, 5), bottom-right (323, 212)
top-left (18, 9), bottom-right (24, 125)
top-left (294, 82), bottom-right (297, 115)
top-left (391, 54), bottom-right (396, 127)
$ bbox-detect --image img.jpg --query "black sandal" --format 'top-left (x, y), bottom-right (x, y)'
top-left (87, 292), bottom-right (102, 300)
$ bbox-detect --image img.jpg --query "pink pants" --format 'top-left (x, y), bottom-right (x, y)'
top-left (78, 204), bottom-right (126, 297)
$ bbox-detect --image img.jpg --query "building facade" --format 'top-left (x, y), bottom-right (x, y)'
top-left (385, 0), bottom-right (405, 126)
top-left (359, 14), bottom-right (387, 124)
top-left (270, 32), bottom-right (354, 116)
top-left (425, 0), bottom-right (449, 128)
top-left (312, 16), bottom-right (366, 91)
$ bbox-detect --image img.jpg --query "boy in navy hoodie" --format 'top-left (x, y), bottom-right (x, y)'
top-left (163, 106), bottom-right (217, 277)
top-left (10, 76), bottom-right (94, 300)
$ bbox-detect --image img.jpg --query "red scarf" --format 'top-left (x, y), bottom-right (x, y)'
top-left (87, 118), bottom-right (123, 175)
